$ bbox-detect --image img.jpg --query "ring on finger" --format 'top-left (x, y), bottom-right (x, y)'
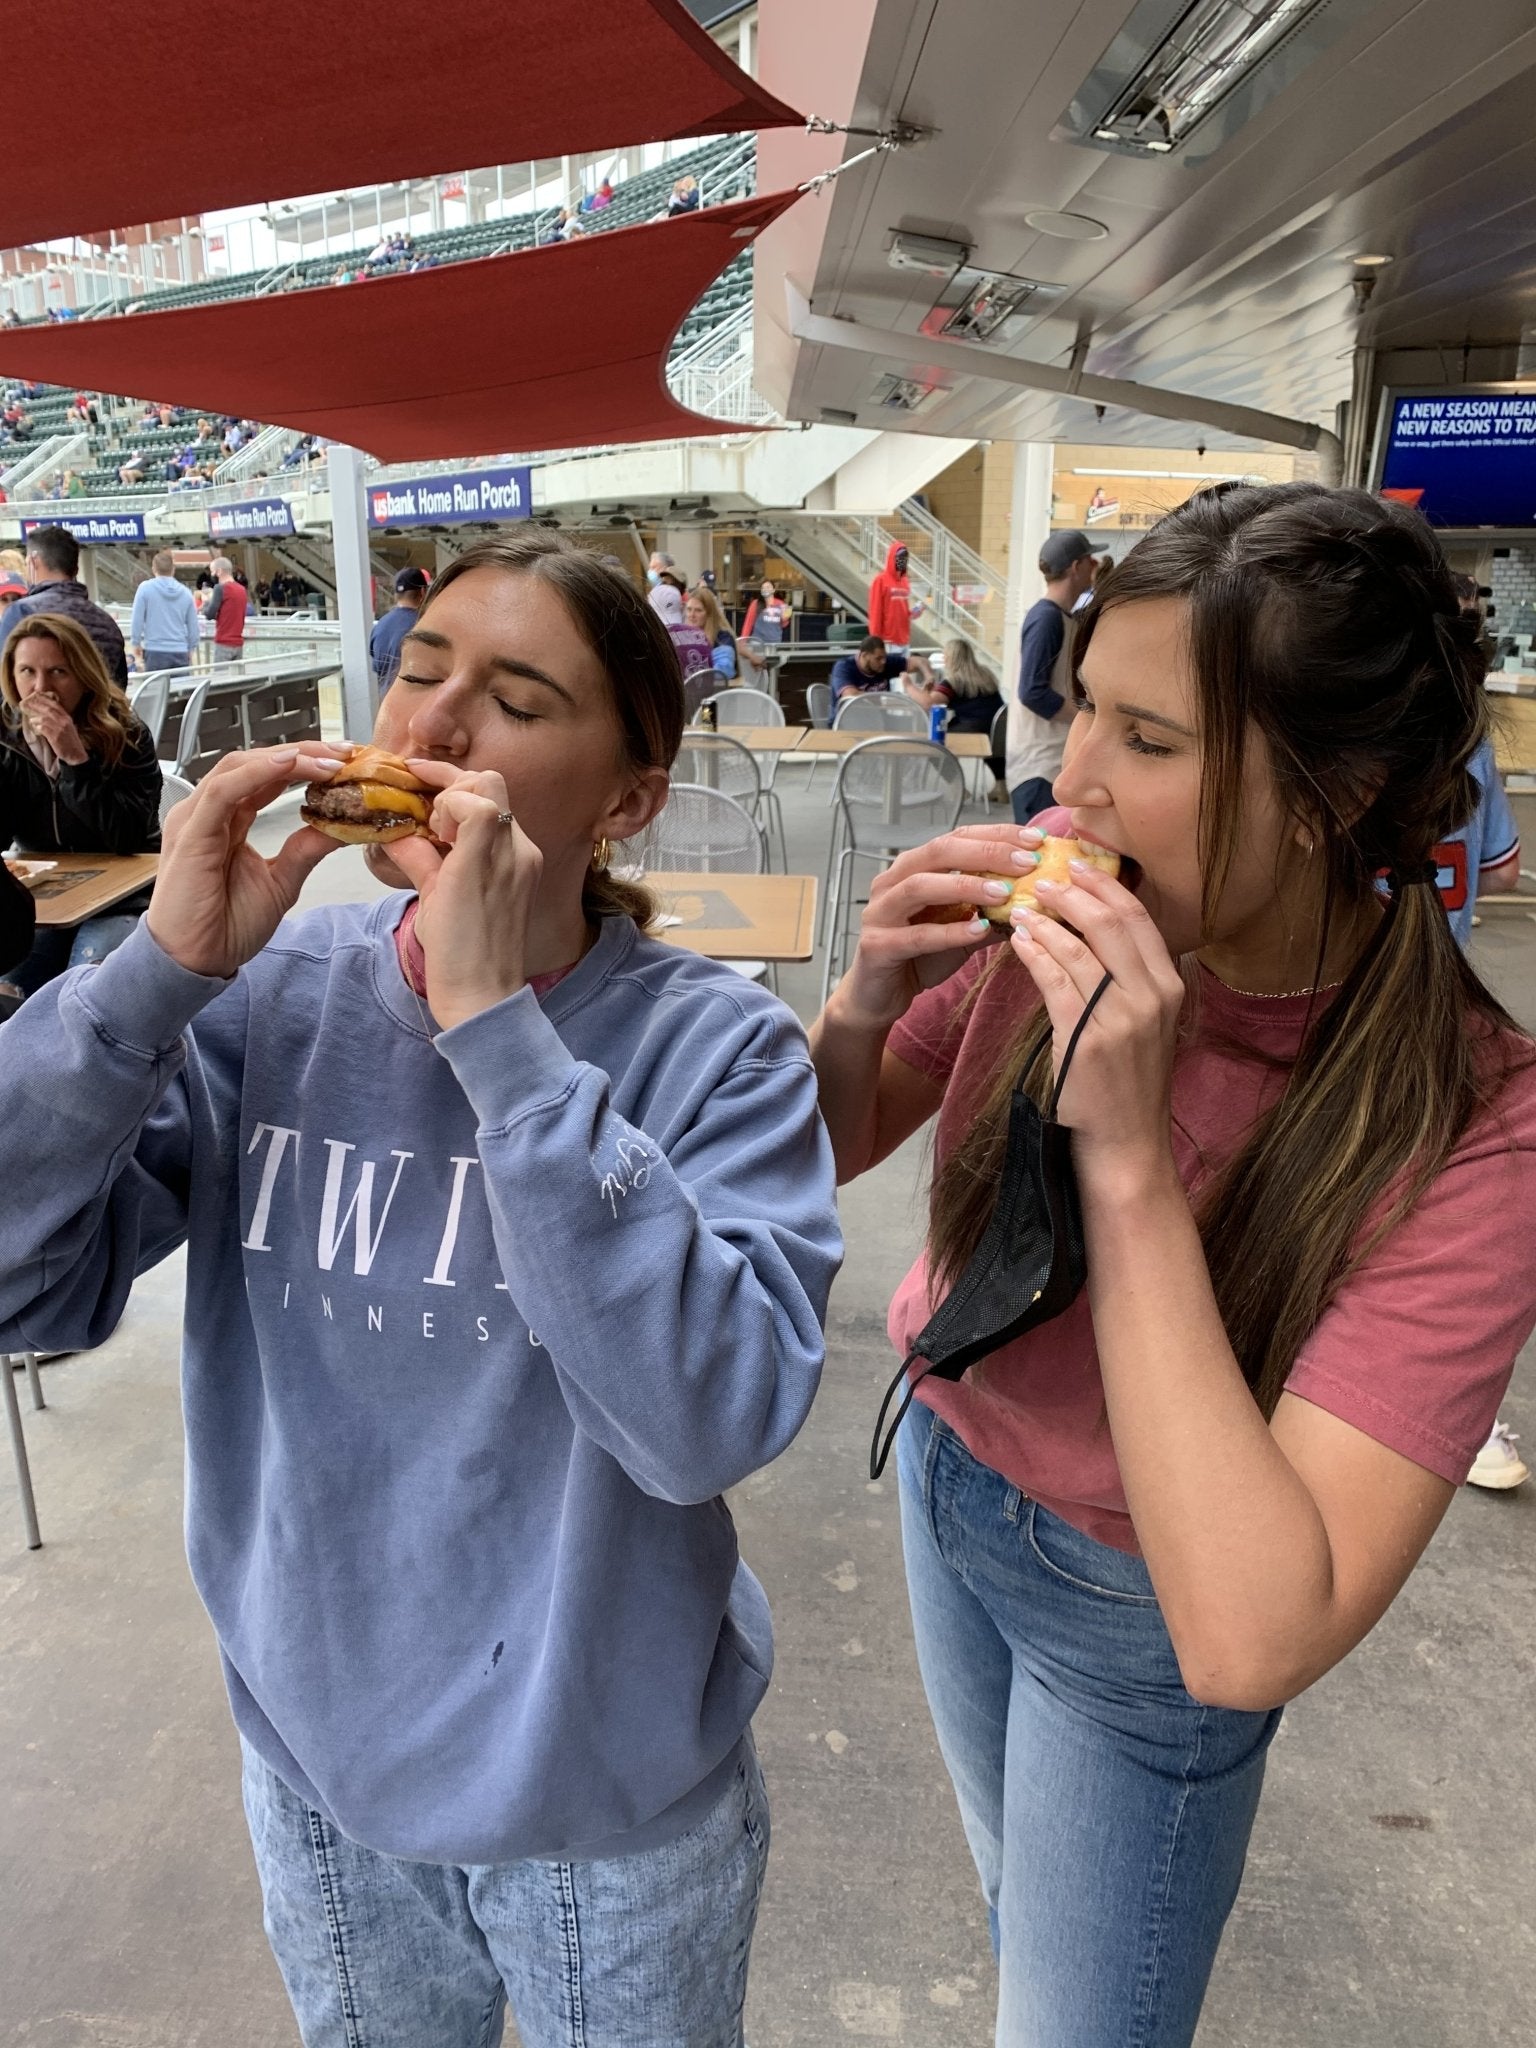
top-left (494, 809), bottom-right (516, 829)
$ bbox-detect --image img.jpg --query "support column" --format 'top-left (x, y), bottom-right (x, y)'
top-left (78, 546), bottom-right (100, 602)
top-left (327, 444), bottom-right (377, 742)
top-left (662, 527), bottom-right (707, 585)
top-left (433, 538), bottom-right (461, 574)
top-left (1002, 443), bottom-right (1053, 695)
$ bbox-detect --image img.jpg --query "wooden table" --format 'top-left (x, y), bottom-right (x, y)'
top-left (647, 871), bottom-right (818, 961)
top-left (795, 727), bottom-right (989, 759)
top-left (707, 724), bottom-right (809, 753)
top-left (6, 852), bottom-right (159, 928)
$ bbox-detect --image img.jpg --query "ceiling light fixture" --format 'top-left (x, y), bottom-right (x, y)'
top-left (1079, 0), bottom-right (1328, 157)
top-left (1352, 252), bottom-right (1394, 267)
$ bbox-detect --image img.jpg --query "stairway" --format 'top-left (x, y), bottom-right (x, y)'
top-left (748, 501), bottom-right (1007, 665)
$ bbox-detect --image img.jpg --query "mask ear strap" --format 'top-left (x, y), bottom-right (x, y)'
top-left (1046, 970), bottom-right (1114, 1123)
top-left (870, 1352), bottom-right (928, 1481)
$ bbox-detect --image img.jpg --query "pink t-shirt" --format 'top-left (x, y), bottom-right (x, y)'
top-left (888, 945), bottom-right (1536, 1553)
top-left (393, 899), bottom-right (574, 1005)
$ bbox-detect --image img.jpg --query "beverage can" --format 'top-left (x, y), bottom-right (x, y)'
top-left (929, 703), bottom-right (948, 746)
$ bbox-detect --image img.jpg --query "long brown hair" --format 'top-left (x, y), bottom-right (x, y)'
top-left (688, 582), bottom-right (732, 644)
top-left (929, 481), bottom-right (1533, 1418)
top-left (0, 611), bottom-right (138, 768)
top-left (416, 533), bottom-right (683, 927)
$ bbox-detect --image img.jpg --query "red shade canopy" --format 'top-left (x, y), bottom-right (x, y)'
top-left (0, 195), bottom-right (793, 461)
top-left (0, 1), bottom-right (799, 251)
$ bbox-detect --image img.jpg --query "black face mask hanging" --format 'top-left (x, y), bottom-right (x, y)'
top-left (869, 969), bottom-right (1113, 1480)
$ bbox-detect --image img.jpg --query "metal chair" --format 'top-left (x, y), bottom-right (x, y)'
top-left (634, 783), bottom-right (769, 985)
top-left (675, 731), bottom-right (784, 869)
top-left (162, 677), bottom-right (212, 778)
top-left (806, 682), bottom-right (833, 729)
top-left (637, 783), bottom-right (765, 875)
top-left (706, 687), bottom-right (783, 729)
top-left (820, 737), bottom-right (966, 1005)
top-left (701, 691), bottom-right (789, 853)
top-left (833, 691), bottom-right (929, 736)
top-left (127, 669), bottom-right (174, 751)
top-left (3, 1353), bottom-right (45, 1550)
top-left (158, 771), bottom-right (195, 827)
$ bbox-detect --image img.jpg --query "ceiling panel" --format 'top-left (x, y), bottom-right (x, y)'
top-left (757, 0), bottom-right (1536, 448)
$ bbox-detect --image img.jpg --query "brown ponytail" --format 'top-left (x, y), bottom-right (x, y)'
top-left (929, 482), bottom-right (1534, 1416)
top-left (416, 533), bottom-right (684, 931)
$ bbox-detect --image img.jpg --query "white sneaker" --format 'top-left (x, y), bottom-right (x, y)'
top-left (1465, 1421), bottom-right (1529, 1490)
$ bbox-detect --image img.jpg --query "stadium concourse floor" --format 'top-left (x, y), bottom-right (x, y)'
top-left (3, 766), bottom-right (1534, 2048)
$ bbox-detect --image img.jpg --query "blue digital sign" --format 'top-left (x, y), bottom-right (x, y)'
top-left (367, 465), bottom-right (533, 529)
top-left (209, 496), bottom-right (295, 539)
top-left (1376, 389), bottom-right (1536, 529)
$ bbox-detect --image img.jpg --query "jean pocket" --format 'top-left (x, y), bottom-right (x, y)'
top-left (1024, 1499), bottom-right (1160, 1607)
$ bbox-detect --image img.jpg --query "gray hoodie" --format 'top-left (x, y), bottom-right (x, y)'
top-left (0, 900), bottom-right (841, 1862)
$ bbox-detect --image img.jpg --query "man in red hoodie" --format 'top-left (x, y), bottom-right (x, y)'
top-left (867, 541), bottom-right (925, 654)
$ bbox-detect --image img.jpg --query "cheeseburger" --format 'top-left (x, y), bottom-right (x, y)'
top-left (301, 746), bottom-right (433, 845)
top-left (938, 834), bottom-right (1122, 926)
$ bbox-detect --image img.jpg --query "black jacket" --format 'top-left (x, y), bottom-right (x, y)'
top-left (0, 856), bottom-right (35, 974)
top-left (0, 580), bottom-right (129, 687)
top-left (0, 716), bottom-right (162, 856)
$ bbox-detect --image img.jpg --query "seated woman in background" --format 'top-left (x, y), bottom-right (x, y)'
top-left (668, 602), bottom-right (719, 722)
top-left (687, 584), bottom-right (739, 680)
top-left (0, 613), bottom-right (162, 1005)
top-left (936, 635), bottom-right (1007, 802)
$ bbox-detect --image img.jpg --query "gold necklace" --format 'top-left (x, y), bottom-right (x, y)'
top-left (1211, 973), bottom-right (1342, 1000)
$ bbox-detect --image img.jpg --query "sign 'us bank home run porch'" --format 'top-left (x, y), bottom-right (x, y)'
top-left (367, 465), bottom-right (533, 530)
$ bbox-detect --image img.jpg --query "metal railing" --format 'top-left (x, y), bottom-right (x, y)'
top-left (665, 305), bottom-right (774, 425)
top-left (698, 134), bottom-right (757, 207)
top-left (214, 425), bottom-right (305, 483)
top-left (2, 430), bottom-right (89, 497)
top-left (760, 506), bottom-right (1009, 665)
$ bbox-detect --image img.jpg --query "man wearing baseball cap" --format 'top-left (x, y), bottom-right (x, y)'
top-left (370, 565), bottom-right (430, 692)
top-left (1005, 528), bottom-right (1096, 825)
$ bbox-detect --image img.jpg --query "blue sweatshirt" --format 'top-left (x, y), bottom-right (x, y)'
top-left (0, 901), bottom-right (841, 1863)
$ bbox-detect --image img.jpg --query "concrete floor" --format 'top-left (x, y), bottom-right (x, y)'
top-left (3, 764), bottom-right (1533, 2046)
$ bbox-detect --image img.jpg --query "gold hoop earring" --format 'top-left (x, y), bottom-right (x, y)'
top-left (591, 837), bottom-right (612, 871)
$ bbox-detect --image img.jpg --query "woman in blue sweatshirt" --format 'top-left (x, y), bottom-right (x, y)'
top-left (0, 535), bottom-right (841, 2047)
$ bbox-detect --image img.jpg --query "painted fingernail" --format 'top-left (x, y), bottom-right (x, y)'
top-left (271, 749), bottom-right (297, 767)
top-left (1011, 848), bottom-right (1039, 868)
top-left (983, 879), bottom-right (1013, 900)
top-left (967, 916), bottom-right (988, 936)
top-left (1067, 857), bottom-right (1095, 875)
top-left (1033, 877), bottom-right (1060, 894)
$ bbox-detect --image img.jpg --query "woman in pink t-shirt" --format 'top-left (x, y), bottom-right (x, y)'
top-left (810, 482), bottom-right (1536, 2046)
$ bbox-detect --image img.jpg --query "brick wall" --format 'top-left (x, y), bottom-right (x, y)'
top-left (1491, 544), bottom-right (1536, 636)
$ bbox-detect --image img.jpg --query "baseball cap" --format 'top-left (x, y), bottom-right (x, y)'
top-left (1039, 529), bottom-right (1094, 577)
top-left (394, 566), bottom-right (429, 594)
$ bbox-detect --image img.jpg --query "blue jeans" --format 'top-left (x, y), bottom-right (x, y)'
top-left (2, 912), bottom-right (139, 999)
top-left (898, 1406), bottom-right (1280, 2048)
top-left (1009, 777), bottom-right (1055, 827)
top-left (240, 1737), bottom-right (769, 2048)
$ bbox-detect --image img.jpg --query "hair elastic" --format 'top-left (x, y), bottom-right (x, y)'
top-left (1386, 860), bottom-right (1440, 893)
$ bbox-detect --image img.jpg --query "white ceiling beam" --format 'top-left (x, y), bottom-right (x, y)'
top-left (788, 286), bottom-right (1343, 479)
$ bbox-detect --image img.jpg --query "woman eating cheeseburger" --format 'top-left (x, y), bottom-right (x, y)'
top-left (809, 483), bottom-right (1536, 2047)
top-left (0, 534), bottom-right (840, 2046)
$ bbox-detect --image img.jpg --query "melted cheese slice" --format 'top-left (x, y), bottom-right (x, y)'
top-left (358, 782), bottom-right (431, 823)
